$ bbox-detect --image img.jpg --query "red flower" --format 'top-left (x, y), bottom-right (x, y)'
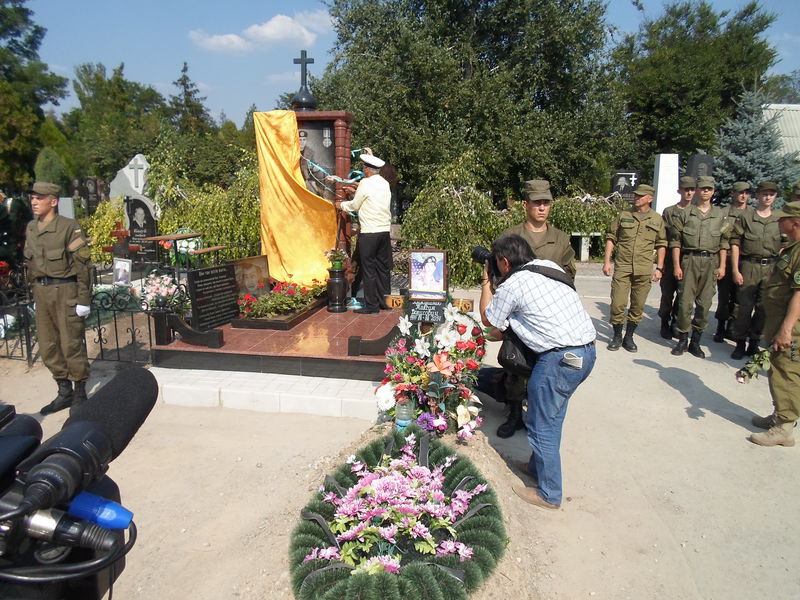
top-left (257, 282), bottom-right (265, 289)
top-left (476, 347), bottom-right (485, 358)
top-left (455, 341), bottom-right (468, 350)
top-left (476, 336), bottom-right (486, 345)
top-left (465, 340), bottom-right (477, 350)
top-left (466, 358), bottom-right (480, 370)
top-left (456, 324), bottom-right (467, 335)
top-left (472, 326), bottom-right (482, 336)
top-left (287, 288), bottom-right (296, 295)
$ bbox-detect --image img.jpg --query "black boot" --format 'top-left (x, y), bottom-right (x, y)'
top-left (746, 339), bottom-right (760, 356)
top-left (73, 380), bottom-right (88, 406)
top-left (607, 323), bottom-right (623, 351)
top-left (496, 401), bottom-right (524, 438)
top-left (660, 318), bottom-right (672, 340)
top-left (713, 321), bottom-right (726, 343)
top-left (688, 330), bottom-right (705, 358)
top-left (671, 332), bottom-right (688, 356)
top-left (731, 340), bottom-right (747, 360)
top-left (622, 322), bottom-right (638, 353)
top-left (40, 379), bottom-right (73, 416)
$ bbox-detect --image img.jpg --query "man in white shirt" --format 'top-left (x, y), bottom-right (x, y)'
top-left (480, 234), bottom-right (596, 510)
top-left (335, 153), bottom-right (392, 314)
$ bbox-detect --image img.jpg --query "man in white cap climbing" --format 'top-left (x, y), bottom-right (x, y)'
top-left (335, 153), bottom-right (392, 313)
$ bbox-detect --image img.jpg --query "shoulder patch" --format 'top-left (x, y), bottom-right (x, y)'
top-left (67, 238), bottom-right (86, 252)
top-left (794, 270), bottom-right (800, 286)
top-left (621, 218), bottom-right (635, 223)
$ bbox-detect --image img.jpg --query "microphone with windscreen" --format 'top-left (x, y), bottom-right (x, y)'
top-left (15, 367), bottom-right (158, 514)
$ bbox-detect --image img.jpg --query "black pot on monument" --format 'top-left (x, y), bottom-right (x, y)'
top-left (327, 267), bottom-right (347, 313)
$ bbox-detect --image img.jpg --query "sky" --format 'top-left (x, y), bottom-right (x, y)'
top-left (28, 0), bottom-right (800, 128)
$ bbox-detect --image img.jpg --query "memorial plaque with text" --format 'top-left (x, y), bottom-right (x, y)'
top-left (187, 265), bottom-right (239, 331)
top-left (408, 299), bottom-right (446, 324)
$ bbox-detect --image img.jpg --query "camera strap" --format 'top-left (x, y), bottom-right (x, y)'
top-left (509, 263), bottom-right (576, 290)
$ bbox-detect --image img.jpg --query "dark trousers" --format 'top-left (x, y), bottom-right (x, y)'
top-left (358, 232), bottom-right (392, 310)
top-left (658, 255), bottom-right (679, 321)
top-left (714, 258), bottom-right (737, 323)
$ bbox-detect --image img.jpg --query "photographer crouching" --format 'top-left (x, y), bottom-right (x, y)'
top-left (478, 234), bottom-right (596, 510)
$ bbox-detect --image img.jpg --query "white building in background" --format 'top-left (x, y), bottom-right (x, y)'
top-left (763, 103), bottom-right (800, 158)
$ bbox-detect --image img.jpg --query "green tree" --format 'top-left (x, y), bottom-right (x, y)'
top-left (314, 0), bottom-right (630, 201)
top-left (762, 69), bottom-right (800, 104)
top-left (0, 0), bottom-right (67, 190)
top-left (166, 62), bottom-right (214, 135)
top-left (615, 1), bottom-right (777, 173)
top-left (33, 146), bottom-right (66, 186)
top-left (712, 89), bottom-right (800, 202)
top-left (63, 62), bottom-right (165, 180)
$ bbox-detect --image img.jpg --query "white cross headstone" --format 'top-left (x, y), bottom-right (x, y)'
top-left (121, 154), bottom-right (150, 196)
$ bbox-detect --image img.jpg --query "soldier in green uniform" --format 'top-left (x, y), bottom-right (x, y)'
top-left (659, 176), bottom-right (696, 339)
top-left (748, 200), bottom-right (800, 447)
top-left (603, 184), bottom-right (667, 352)
top-left (713, 181), bottom-right (752, 343)
top-left (23, 182), bottom-right (92, 415)
top-left (669, 176), bottom-right (731, 358)
top-left (728, 181), bottom-right (783, 360)
top-left (495, 179), bottom-right (576, 438)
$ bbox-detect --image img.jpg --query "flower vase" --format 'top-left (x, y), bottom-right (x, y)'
top-left (327, 266), bottom-right (347, 313)
top-left (395, 400), bottom-right (416, 431)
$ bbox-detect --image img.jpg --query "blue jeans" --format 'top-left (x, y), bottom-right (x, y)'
top-left (525, 342), bottom-right (596, 505)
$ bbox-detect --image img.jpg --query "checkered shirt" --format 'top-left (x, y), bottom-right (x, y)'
top-left (485, 260), bottom-right (596, 353)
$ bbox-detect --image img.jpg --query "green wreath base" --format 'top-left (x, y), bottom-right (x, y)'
top-left (289, 425), bottom-right (507, 600)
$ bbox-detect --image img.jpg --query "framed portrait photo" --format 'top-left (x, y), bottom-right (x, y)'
top-left (409, 249), bottom-right (447, 300)
top-left (232, 255), bottom-right (271, 297)
top-left (112, 258), bottom-right (132, 285)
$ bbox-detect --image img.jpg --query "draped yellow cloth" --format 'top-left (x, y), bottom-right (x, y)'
top-left (255, 110), bottom-right (336, 283)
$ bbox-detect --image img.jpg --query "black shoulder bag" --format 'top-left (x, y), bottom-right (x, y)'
top-left (495, 264), bottom-right (576, 377)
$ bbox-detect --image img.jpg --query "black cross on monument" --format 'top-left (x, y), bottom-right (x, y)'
top-left (294, 50), bottom-right (314, 88)
top-left (291, 50), bottom-right (317, 111)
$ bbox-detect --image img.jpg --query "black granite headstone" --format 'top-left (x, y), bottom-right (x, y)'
top-left (187, 264), bottom-right (240, 331)
top-left (687, 154), bottom-right (715, 179)
top-left (408, 299), bottom-right (446, 324)
top-left (125, 197), bottom-right (158, 262)
top-left (611, 171), bottom-right (639, 204)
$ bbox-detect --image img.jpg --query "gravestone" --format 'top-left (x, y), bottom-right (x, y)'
top-left (687, 154), bottom-right (715, 179)
top-left (408, 299), bottom-right (446, 324)
top-left (653, 154), bottom-right (680, 214)
top-left (611, 171), bottom-right (639, 204)
top-left (110, 154), bottom-right (159, 263)
top-left (187, 265), bottom-right (240, 331)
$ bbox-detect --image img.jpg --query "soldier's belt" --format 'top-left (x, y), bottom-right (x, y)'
top-left (742, 256), bottom-right (777, 265)
top-left (36, 276), bottom-right (77, 286)
top-left (684, 250), bottom-right (713, 258)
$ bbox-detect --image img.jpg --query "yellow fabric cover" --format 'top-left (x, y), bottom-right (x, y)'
top-left (255, 110), bottom-right (336, 283)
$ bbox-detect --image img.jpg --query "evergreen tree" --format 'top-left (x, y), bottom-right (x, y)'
top-left (712, 89), bottom-right (800, 203)
top-left (33, 146), bottom-right (66, 187)
top-left (167, 62), bottom-right (214, 135)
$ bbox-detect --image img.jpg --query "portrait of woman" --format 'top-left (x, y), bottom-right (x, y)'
top-left (409, 250), bottom-right (446, 298)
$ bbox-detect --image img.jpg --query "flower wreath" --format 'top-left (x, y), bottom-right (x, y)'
top-left (289, 426), bottom-right (506, 600)
top-left (376, 304), bottom-right (486, 439)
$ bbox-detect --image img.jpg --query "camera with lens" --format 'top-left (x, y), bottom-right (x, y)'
top-left (471, 246), bottom-right (501, 285)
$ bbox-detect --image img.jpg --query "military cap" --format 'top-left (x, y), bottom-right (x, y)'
top-left (731, 181), bottom-right (751, 192)
top-left (773, 201), bottom-right (800, 219)
top-left (679, 176), bottom-right (696, 189)
top-left (757, 181), bottom-right (777, 192)
top-left (523, 179), bottom-right (553, 202)
top-left (633, 184), bottom-right (655, 196)
top-left (360, 154), bottom-right (385, 169)
top-left (29, 182), bottom-right (61, 196)
top-left (792, 182), bottom-right (800, 197)
top-left (697, 176), bottom-right (716, 188)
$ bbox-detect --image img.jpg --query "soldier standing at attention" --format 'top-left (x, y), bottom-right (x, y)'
top-left (713, 181), bottom-right (752, 343)
top-left (728, 181), bottom-right (783, 359)
top-left (495, 179), bottom-right (576, 438)
top-left (659, 176), bottom-right (696, 339)
top-left (669, 176), bottom-right (731, 358)
top-left (603, 184), bottom-right (667, 352)
top-left (748, 200), bottom-right (800, 447)
top-left (23, 182), bottom-right (92, 415)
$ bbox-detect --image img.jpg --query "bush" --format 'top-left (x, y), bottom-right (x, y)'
top-left (81, 197), bottom-right (125, 264)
